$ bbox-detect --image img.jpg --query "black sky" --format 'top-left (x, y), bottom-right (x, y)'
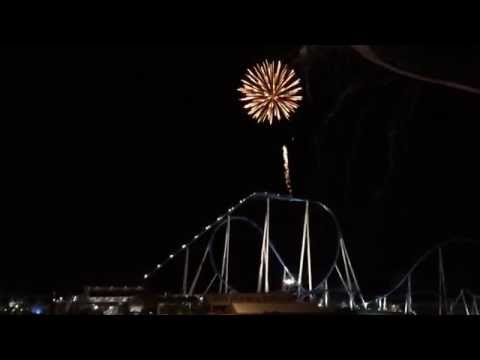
top-left (1, 45), bottom-right (479, 296)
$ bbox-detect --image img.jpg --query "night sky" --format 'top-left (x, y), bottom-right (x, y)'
top-left (1, 45), bottom-right (479, 297)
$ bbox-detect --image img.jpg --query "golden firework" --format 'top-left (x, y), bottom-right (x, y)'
top-left (282, 145), bottom-right (293, 195)
top-left (238, 60), bottom-right (302, 124)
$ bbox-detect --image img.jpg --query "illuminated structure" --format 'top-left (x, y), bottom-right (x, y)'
top-left (142, 193), bottom-right (480, 315)
top-left (143, 192), bottom-right (367, 314)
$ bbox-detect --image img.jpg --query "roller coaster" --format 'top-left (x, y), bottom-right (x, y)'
top-left (143, 192), bottom-right (479, 315)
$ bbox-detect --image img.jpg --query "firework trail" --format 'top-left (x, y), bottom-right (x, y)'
top-left (238, 59), bottom-right (301, 196)
top-left (282, 145), bottom-right (293, 195)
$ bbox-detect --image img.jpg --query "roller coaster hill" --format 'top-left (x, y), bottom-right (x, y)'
top-left (136, 192), bottom-right (479, 315)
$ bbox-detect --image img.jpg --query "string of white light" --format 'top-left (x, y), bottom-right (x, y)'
top-left (143, 192), bottom-right (303, 282)
top-left (142, 193), bottom-right (259, 281)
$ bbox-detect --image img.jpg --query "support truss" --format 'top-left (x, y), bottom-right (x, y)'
top-left (257, 198), bottom-right (271, 293)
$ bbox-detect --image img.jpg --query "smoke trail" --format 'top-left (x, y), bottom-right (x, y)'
top-left (282, 145), bottom-right (293, 195)
top-left (296, 45), bottom-right (314, 104)
top-left (351, 45), bottom-right (480, 96)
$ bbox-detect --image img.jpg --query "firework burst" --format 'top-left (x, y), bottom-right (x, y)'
top-left (238, 60), bottom-right (302, 124)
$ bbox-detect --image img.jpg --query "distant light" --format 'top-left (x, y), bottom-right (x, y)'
top-left (169, 254), bottom-right (174, 259)
top-left (14, 304), bottom-right (19, 309)
top-left (283, 277), bottom-right (296, 286)
top-left (93, 305), bottom-right (99, 310)
top-left (144, 274), bottom-right (149, 279)
top-left (205, 225), bottom-right (211, 230)
top-left (59, 297), bottom-right (63, 301)
top-left (181, 244), bottom-right (187, 249)
top-left (73, 296), bottom-right (77, 302)
top-left (194, 235), bottom-right (199, 239)
top-left (32, 306), bottom-right (43, 315)
top-left (157, 264), bottom-right (161, 268)
top-left (199, 296), bottom-right (204, 302)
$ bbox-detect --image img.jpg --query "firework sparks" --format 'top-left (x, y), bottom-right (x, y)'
top-left (238, 60), bottom-right (302, 124)
top-left (282, 145), bottom-right (293, 195)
